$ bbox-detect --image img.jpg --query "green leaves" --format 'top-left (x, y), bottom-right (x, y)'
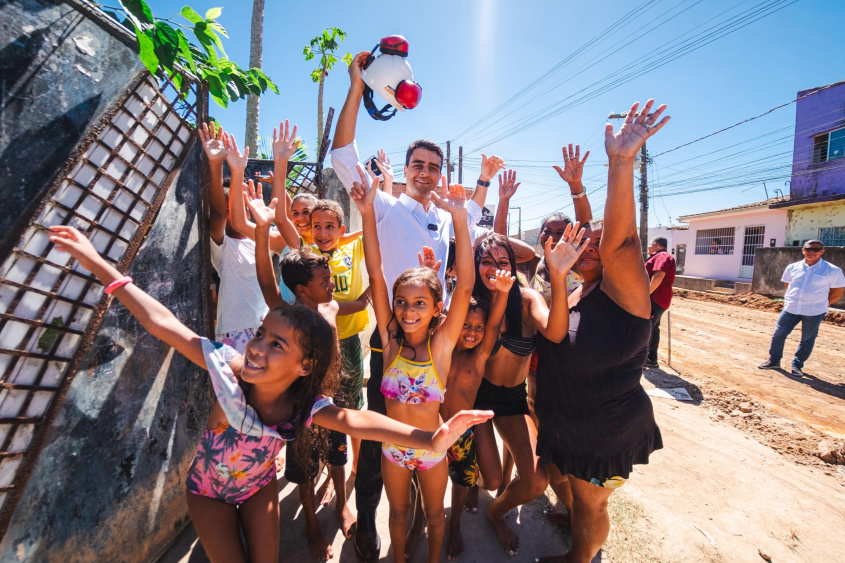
top-left (304, 27), bottom-right (352, 79)
top-left (109, 2), bottom-right (277, 110)
top-left (119, 0), bottom-right (154, 28)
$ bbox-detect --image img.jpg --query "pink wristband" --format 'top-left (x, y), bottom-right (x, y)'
top-left (105, 276), bottom-right (133, 295)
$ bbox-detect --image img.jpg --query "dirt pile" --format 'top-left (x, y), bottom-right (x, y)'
top-left (672, 288), bottom-right (845, 327)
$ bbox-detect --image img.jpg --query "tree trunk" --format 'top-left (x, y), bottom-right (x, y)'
top-left (244, 0), bottom-right (265, 156)
top-left (316, 64), bottom-right (325, 156)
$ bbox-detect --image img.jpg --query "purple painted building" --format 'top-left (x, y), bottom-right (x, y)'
top-left (790, 79), bottom-right (845, 199)
top-left (769, 79), bottom-right (845, 247)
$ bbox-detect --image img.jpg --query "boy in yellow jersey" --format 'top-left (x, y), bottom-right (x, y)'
top-left (308, 199), bottom-right (370, 475)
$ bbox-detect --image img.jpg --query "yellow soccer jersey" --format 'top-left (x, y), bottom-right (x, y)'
top-left (309, 237), bottom-right (369, 340)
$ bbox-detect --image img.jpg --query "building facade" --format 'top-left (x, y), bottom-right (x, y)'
top-left (676, 200), bottom-right (788, 281)
top-left (770, 80), bottom-right (845, 246)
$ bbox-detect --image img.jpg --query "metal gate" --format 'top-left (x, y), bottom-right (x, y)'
top-left (739, 225), bottom-right (765, 279)
top-left (675, 244), bottom-right (686, 275)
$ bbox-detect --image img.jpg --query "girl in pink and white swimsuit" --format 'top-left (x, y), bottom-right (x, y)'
top-left (352, 175), bottom-right (489, 563)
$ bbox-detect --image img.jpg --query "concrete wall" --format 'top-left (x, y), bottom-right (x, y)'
top-left (680, 207), bottom-right (787, 281)
top-left (791, 81), bottom-right (845, 200)
top-left (752, 247), bottom-right (845, 308)
top-left (785, 201), bottom-right (845, 245)
top-left (0, 0), bottom-right (144, 254)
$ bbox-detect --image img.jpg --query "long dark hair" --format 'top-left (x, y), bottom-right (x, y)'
top-left (473, 233), bottom-right (523, 338)
top-left (389, 267), bottom-right (443, 359)
top-left (264, 305), bottom-right (340, 468)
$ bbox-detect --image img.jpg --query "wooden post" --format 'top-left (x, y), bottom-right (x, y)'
top-left (458, 146), bottom-right (463, 184)
top-left (446, 141), bottom-right (451, 185)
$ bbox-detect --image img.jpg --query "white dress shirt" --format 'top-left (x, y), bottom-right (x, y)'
top-left (331, 141), bottom-right (482, 300)
top-left (782, 258), bottom-right (845, 316)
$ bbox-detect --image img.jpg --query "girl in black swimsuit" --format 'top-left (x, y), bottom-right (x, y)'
top-left (470, 232), bottom-right (583, 556)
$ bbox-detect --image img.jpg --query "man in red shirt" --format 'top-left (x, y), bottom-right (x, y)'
top-left (645, 237), bottom-right (676, 368)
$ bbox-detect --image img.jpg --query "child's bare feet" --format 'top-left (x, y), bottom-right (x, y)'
top-left (446, 519), bottom-right (464, 560)
top-left (487, 502), bottom-right (519, 556)
top-left (305, 519), bottom-right (334, 560)
top-left (336, 502), bottom-right (357, 538)
top-left (543, 507), bottom-right (571, 527)
top-left (404, 517), bottom-right (425, 560)
top-left (464, 485), bottom-right (479, 513)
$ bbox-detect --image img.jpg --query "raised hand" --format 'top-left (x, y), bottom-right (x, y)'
top-left (350, 165), bottom-right (376, 211)
top-left (543, 221), bottom-right (590, 275)
top-left (605, 100), bottom-right (670, 159)
top-left (431, 176), bottom-right (468, 216)
top-left (349, 51), bottom-right (369, 88)
top-left (418, 246), bottom-right (442, 273)
top-left (498, 169), bottom-right (520, 201)
top-left (431, 410), bottom-right (495, 452)
top-left (272, 120), bottom-right (301, 162)
top-left (492, 269), bottom-right (516, 293)
top-left (376, 149), bottom-right (394, 185)
top-left (480, 153), bottom-right (505, 182)
top-left (553, 144), bottom-right (590, 184)
top-left (223, 133), bottom-right (249, 171)
top-left (48, 225), bottom-right (103, 272)
top-left (198, 122), bottom-right (228, 162)
top-left (243, 180), bottom-right (277, 229)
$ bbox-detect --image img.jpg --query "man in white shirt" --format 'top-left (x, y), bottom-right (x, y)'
top-left (330, 50), bottom-right (500, 560)
top-left (759, 240), bottom-right (845, 376)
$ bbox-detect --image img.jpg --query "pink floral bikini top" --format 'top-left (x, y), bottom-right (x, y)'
top-left (380, 338), bottom-right (445, 404)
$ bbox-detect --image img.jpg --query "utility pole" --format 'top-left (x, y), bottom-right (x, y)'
top-left (510, 206), bottom-right (522, 239)
top-left (609, 111), bottom-right (650, 258)
top-left (458, 146), bottom-right (463, 184)
top-left (446, 141), bottom-right (451, 185)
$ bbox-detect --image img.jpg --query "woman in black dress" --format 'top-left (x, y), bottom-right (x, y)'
top-left (535, 100), bottom-right (671, 563)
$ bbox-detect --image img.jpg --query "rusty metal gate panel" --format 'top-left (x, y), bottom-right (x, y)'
top-left (0, 69), bottom-right (206, 538)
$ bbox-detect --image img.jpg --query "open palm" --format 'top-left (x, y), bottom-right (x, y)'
top-left (544, 222), bottom-right (589, 274)
top-left (605, 100), bottom-right (670, 159)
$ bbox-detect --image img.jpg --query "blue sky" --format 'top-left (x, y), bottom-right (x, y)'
top-left (145, 0), bottom-right (844, 232)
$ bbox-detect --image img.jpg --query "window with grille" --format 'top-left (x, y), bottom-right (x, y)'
top-left (694, 227), bottom-right (735, 255)
top-left (0, 72), bottom-right (200, 519)
top-left (819, 226), bottom-right (845, 247)
top-left (813, 128), bottom-right (845, 163)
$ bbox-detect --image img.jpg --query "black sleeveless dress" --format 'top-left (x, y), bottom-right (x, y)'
top-left (534, 287), bottom-right (662, 482)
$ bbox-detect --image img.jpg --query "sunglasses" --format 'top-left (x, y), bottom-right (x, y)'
top-left (803, 247), bottom-right (823, 252)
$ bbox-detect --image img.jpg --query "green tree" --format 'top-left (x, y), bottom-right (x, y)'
top-left (303, 28), bottom-right (352, 155)
top-left (97, 0), bottom-right (278, 111)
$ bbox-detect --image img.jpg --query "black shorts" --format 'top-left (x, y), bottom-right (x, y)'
top-left (473, 378), bottom-right (530, 417)
top-left (283, 429), bottom-right (347, 484)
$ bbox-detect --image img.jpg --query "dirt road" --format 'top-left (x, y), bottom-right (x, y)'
top-left (607, 296), bottom-right (845, 562)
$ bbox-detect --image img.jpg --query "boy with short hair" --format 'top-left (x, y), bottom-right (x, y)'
top-left (282, 198), bottom-right (370, 477)
top-left (246, 188), bottom-right (367, 560)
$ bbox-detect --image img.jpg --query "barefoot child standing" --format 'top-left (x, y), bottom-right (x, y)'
top-left (351, 168), bottom-right (476, 563)
top-left (247, 186), bottom-right (367, 560)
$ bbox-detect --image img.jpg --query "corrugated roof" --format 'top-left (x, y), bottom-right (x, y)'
top-left (678, 197), bottom-right (789, 221)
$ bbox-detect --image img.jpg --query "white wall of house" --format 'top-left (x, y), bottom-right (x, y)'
top-left (678, 207), bottom-right (788, 281)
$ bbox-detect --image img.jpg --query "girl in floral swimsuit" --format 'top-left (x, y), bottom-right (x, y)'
top-left (352, 173), bottom-right (486, 563)
top-left (48, 225), bottom-right (492, 563)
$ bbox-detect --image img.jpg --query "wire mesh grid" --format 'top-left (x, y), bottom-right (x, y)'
top-left (0, 71), bottom-right (203, 521)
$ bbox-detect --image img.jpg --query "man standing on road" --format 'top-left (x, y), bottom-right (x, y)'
top-left (329, 50), bottom-right (502, 560)
top-left (759, 240), bottom-right (845, 376)
top-left (644, 236), bottom-right (676, 368)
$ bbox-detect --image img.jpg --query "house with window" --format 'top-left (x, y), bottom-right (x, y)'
top-left (674, 199), bottom-right (788, 281)
top-left (768, 79), bottom-right (845, 245)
